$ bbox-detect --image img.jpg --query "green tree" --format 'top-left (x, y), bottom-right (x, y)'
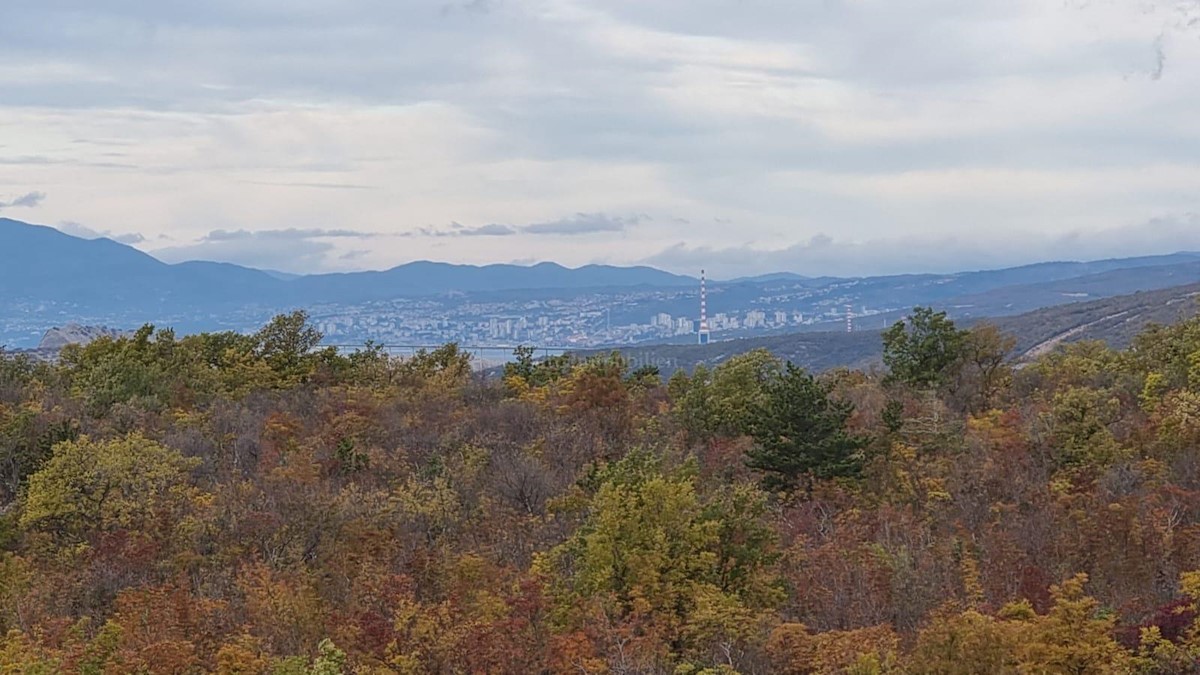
top-left (398, 342), bottom-right (473, 386)
top-left (882, 307), bottom-right (969, 389)
top-left (0, 350), bottom-right (35, 403)
top-left (504, 346), bottom-right (575, 393)
top-left (61, 324), bottom-right (173, 414)
top-left (0, 408), bottom-right (77, 504)
top-left (538, 451), bottom-right (780, 669)
top-left (1047, 386), bottom-right (1123, 469)
top-left (953, 324), bottom-right (1016, 412)
top-left (674, 349), bottom-right (780, 439)
top-left (253, 311), bottom-right (334, 384)
top-left (746, 363), bottom-right (869, 493)
top-left (20, 433), bottom-right (200, 538)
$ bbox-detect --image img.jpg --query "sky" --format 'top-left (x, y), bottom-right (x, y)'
top-left (1, 0), bottom-right (1199, 278)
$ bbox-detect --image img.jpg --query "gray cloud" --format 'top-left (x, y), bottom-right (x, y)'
top-left (56, 220), bottom-right (146, 244)
top-left (645, 214), bottom-right (1200, 279)
top-left (154, 239), bottom-right (334, 272)
top-left (202, 228), bottom-right (379, 242)
top-left (0, 191), bottom-right (46, 210)
top-left (152, 226), bottom-right (381, 272)
top-left (455, 223), bottom-right (518, 237)
top-left (419, 212), bottom-right (640, 237)
top-left (524, 212), bottom-right (636, 235)
top-left (4, 1), bottom-right (1200, 276)
top-left (441, 0), bottom-right (497, 15)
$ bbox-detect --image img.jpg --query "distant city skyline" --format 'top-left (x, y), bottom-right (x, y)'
top-left (2, 1), bottom-right (1199, 277)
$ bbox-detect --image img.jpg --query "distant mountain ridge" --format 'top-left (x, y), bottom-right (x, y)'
top-left (0, 218), bottom-right (694, 311)
top-left (5, 216), bottom-right (1200, 351)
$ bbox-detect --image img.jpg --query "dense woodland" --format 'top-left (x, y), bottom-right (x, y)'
top-left (5, 307), bottom-right (1200, 673)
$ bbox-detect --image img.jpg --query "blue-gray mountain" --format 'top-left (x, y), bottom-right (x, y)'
top-left (0, 217), bottom-right (692, 308)
top-left (3, 217), bottom-right (1200, 349)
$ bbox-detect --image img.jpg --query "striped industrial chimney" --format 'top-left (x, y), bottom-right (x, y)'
top-left (699, 269), bottom-right (711, 345)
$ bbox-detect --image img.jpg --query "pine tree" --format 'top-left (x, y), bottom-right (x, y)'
top-left (745, 363), bottom-right (869, 493)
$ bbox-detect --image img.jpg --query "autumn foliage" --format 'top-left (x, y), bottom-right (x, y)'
top-left (4, 308), bottom-right (1200, 672)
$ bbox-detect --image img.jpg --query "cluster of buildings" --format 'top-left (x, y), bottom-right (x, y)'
top-left (6, 272), bottom-right (890, 352)
top-left (302, 273), bottom-right (886, 349)
top-left (648, 309), bottom-right (803, 336)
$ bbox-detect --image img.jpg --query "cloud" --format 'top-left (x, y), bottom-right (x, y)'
top-left (202, 228), bottom-right (379, 242)
top-left (524, 212), bottom-right (635, 235)
top-left (3, 1), bottom-right (1200, 276)
top-left (455, 223), bottom-right (518, 236)
top-left (1152, 33), bottom-right (1167, 80)
top-left (0, 191), bottom-right (46, 210)
top-left (57, 220), bottom-right (145, 244)
top-left (644, 214), bottom-right (1200, 279)
top-left (151, 226), bottom-right (382, 272)
top-left (418, 212), bottom-right (640, 237)
top-left (441, 0), bottom-right (496, 15)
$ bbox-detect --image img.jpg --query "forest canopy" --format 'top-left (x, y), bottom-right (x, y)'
top-left (2, 308), bottom-right (1200, 673)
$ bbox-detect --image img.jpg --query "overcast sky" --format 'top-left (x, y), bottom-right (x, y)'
top-left (2, 0), bottom-right (1199, 278)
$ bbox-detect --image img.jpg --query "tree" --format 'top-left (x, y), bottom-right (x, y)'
top-left (673, 349), bottom-right (781, 439)
top-left (1016, 574), bottom-right (1131, 674)
top-left (952, 324), bottom-right (1016, 412)
top-left (767, 622), bottom-right (901, 674)
top-left (0, 408), bottom-right (77, 504)
top-left (253, 311), bottom-right (335, 385)
top-left (745, 363), bottom-right (869, 493)
top-left (908, 608), bottom-right (1020, 674)
top-left (0, 349), bottom-right (35, 404)
top-left (882, 307), bottom-right (969, 389)
top-left (20, 433), bottom-right (200, 538)
top-left (61, 324), bottom-right (172, 414)
top-left (398, 342), bottom-right (473, 387)
top-left (537, 451), bottom-right (781, 670)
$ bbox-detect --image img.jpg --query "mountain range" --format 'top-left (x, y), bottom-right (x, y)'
top-left (4, 216), bottom-right (1200, 351)
top-left (0, 218), bottom-right (693, 310)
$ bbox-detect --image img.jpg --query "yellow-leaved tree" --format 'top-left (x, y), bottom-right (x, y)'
top-left (20, 433), bottom-right (200, 539)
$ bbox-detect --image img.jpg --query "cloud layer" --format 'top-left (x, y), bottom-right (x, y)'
top-left (417, 212), bottom-right (641, 237)
top-left (56, 220), bottom-right (146, 245)
top-left (153, 227), bottom-right (380, 271)
top-left (3, 0), bottom-right (1199, 276)
top-left (646, 213), bottom-right (1200, 278)
top-left (0, 191), bottom-right (45, 211)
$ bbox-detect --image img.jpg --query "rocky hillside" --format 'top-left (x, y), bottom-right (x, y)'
top-left (36, 323), bottom-right (131, 351)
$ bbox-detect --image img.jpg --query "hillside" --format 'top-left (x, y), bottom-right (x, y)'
top-left (5, 303), bottom-right (1200, 671)
top-left (609, 281), bottom-right (1200, 373)
top-left (994, 282), bottom-right (1200, 356)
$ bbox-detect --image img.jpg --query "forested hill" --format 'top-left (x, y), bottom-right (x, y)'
top-left (606, 281), bottom-right (1200, 373)
top-left (6, 306), bottom-right (1200, 671)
